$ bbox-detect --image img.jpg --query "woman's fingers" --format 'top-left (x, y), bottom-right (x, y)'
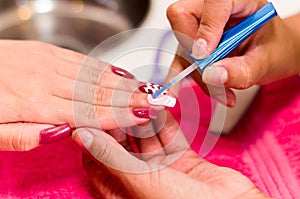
top-left (73, 81), bottom-right (150, 107)
top-left (82, 154), bottom-right (126, 199)
top-left (67, 100), bottom-right (154, 129)
top-left (131, 122), bottom-right (166, 162)
top-left (73, 128), bottom-right (148, 172)
top-left (53, 77), bottom-right (150, 107)
top-left (194, 0), bottom-right (268, 59)
top-left (192, 0), bottom-right (232, 58)
top-left (75, 65), bottom-right (137, 89)
top-left (74, 128), bottom-right (210, 199)
top-left (167, 0), bottom-right (203, 48)
top-left (73, 127), bottom-right (158, 180)
top-left (0, 123), bottom-right (71, 151)
top-left (167, 0), bottom-right (264, 59)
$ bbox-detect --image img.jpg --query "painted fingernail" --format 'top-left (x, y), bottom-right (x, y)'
top-left (212, 89), bottom-right (236, 107)
top-left (147, 94), bottom-right (176, 107)
top-left (203, 66), bottom-right (228, 85)
top-left (132, 108), bottom-right (159, 119)
top-left (192, 38), bottom-right (209, 59)
top-left (39, 123), bottom-right (72, 145)
top-left (111, 66), bottom-right (135, 79)
top-left (226, 91), bottom-right (236, 107)
top-left (76, 129), bottom-right (94, 150)
top-left (138, 83), bottom-right (166, 95)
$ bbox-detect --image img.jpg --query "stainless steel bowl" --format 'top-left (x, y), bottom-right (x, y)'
top-left (0, 0), bottom-right (150, 53)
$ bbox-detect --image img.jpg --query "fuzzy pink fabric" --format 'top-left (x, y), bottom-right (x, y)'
top-left (0, 76), bottom-right (299, 198)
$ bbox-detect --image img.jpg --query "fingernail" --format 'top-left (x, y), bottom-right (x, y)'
top-left (39, 123), bottom-right (72, 145)
top-left (203, 66), bottom-right (228, 85)
top-left (138, 83), bottom-right (166, 95)
top-left (132, 108), bottom-right (159, 119)
top-left (226, 91), bottom-right (236, 107)
top-left (147, 94), bottom-right (176, 107)
top-left (111, 66), bottom-right (135, 79)
top-left (213, 90), bottom-right (236, 107)
top-left (76, 129), bottom-right (94, 150)
top-left (192, 38), bottom-right (209, 59)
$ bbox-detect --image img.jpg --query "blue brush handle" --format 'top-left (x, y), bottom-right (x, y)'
top-left (190, 2), bottom-right (277, 73)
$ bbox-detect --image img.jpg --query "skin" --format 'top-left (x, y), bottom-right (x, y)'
top-left (0, 40), bottom-right (152, 151)
top-left (72, 1), bottom-right (300, 197)
top-left (166, 0), bottom-right (300, 105)
top-left (73, 111), bottom-right (270, 199)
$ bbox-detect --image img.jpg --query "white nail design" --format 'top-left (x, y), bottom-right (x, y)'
top-left (142, 83), bottom-right (167, 95)
top-left (147, 94), bottom-right (176, 107)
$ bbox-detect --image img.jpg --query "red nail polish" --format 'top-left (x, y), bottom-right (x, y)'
top-left (226, 95), bottom-right (236, 107)
top-left (39, 123), bottom-right (72, 145)
top-left (138, 83), bottom-right (164, 94)
top-left (225, 89), bottom-right (236, 107)
top-left (111, 66), bottom-right (135, 79)
top-left (132, 108), bottom-right (158, 119)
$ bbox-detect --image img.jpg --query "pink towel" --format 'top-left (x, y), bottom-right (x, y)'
top-left (0, 76), bottom-right (299, 198)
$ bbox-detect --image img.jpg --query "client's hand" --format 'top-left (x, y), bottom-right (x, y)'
top-left (0, 40), bottom-right (163, 151)
top-left (73, 111), bottom-right (269, 199)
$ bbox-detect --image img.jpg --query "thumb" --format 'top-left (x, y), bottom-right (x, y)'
top-left (0, 123), bottom-right (72, 151)
top-left (202, 55), bottom-right (263, 89)
top-left (74, 128), bottom-right (211, 199)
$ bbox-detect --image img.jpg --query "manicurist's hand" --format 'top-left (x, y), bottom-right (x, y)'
top-left (0, 40), bottom-right (167, 151)
top-left (166, 0), bottom-right (300, 106)
top-left (73, 111), bottom-right (269, 199)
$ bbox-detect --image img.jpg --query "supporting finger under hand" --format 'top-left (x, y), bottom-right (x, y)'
top-left (73, 128), bottom-right (148, 173)
top-left (131, 121), bottom-right (166, 162)
top-left (82, 154), bottom-right (127, 199)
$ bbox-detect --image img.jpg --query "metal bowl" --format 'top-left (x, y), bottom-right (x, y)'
top-left (0, 0), bottom-right (150, 53)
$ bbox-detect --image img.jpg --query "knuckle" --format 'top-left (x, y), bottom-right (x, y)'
top-left (232, 58), bottom-right (255, 89)
top-left (199, 7), bottom-right (230, 38)
top-left (79, 104), bottom-right (96, 120)
top-left (88, 68), bottom-right (101, 84)
top-left (10, 127), bottom-right (33, 151)
top-left (199, 19), bottom-right (222, 38)
top-left (118, 78), bottom-right (131, 90)
top-left (94, 87), bottom-right (112, 105)
top-left (90, 139), bottom-right (112, 163)
top-left (242, 67), bottom-right (254, 88)
top-left (71, 50), bottom-right (87, 62)
top-left (85, 85), bottom-right (95, 102)
top-left (241, 59), bottom-right (256, 88)
top-left (167, 2), bottom-right (187, 21)
top-left (94, 106), bottom-right (107, 123)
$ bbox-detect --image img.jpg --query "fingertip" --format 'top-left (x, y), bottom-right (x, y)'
top-left (207, 86), bottom-right (236, 107)
top-left (39, 123), bottom-right (72, 145)
top-left (73, 128), bottom-right (94, 150)
top-left (225, 88), bottom-right (237, 107)
top-left (192, 38), bottom-right (209, 59)
top-left (202, 65), bottom-right (228, 86)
